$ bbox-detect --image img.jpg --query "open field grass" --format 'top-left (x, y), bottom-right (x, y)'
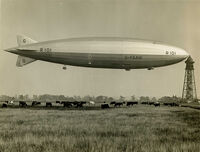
top-left (0, 105), bottom-right (199, 152)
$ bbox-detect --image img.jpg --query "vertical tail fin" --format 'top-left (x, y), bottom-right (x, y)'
top-left (17, 35), bottom-right (37, 46)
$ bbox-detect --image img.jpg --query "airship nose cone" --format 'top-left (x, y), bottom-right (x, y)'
top-left (184, 50), bottom-right (189, 56)
top-left (178, 48), bottom-right (189, 60)
top-left (183, 51), bottom-right (190, 60)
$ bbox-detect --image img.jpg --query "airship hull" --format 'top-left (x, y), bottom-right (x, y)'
top-left (5, 36), bottom-right (189, 70)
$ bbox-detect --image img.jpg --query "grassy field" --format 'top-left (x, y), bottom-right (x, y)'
top-left (0, 105), bottom-right (199, 152)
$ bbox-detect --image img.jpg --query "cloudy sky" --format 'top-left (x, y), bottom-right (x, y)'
top-left (0, 0), bottom-right (199, 99)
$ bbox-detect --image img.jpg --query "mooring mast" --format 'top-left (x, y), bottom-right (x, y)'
top-left (182, 56), bottom-right (197, 101)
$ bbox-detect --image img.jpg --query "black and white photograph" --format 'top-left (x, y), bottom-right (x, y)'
top-left (0, 0), bottom-right (200, 151)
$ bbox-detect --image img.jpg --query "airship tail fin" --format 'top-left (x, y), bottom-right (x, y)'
top-left (16, 35), bottom-right (37, 67)
top-left (17, 35), bottom-right (37, 46)
top-left (16, 56), bottom-right (36, 67)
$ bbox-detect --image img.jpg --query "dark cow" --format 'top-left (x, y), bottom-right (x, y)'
top-left (19, 101), bottom-right (27, 107)
top-left (2, 103), bottom-right (7, 108)
top-left (110, 101), bottom-right (116, 105)
top-left (170, 102), bottom-right (179, 106)
top-left (32, 101), bottom-right (41, 106)
top-left (154, 102), bottom-right (160, 107)
top-left (114, 102), bottom-right (123, 107)
top-left (46, 102), bottom-right (52, 107)
top-left (164, 102), bottom-right (173, 106)
top-left (60, 101), bottom-right (66, 104)
top-left (163, 103), bottom-right (169, 106)
top-left (79, 101), bottom-right (87, 107)
top-left (148, 102), bottom-right (154, 105)
top-left (141, 102), bottom-right (148, 105)
top-left (72, 101), bottom-right (79, 107)
top-left (31, 101), bottom-right (36, 106)
top-left (101, 104), bottom-right (109, 109)
top-left (73, 101), bottom-right (86, 108)
top-left (126, 101), bottom-right (138, 106)
top-left (56, 101), bottom-right (60, 104)
top-left (168, 102), bottom-right (179, 106)
top-left (163, 102), bottom-right (179, 107)
top-left (62, 102), bottom-right (73, 108)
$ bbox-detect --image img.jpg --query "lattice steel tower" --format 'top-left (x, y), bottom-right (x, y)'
top-left (182, 56), bottom-right (197, 101)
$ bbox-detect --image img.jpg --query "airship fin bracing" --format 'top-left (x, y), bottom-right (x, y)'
top-left (5, 35), bottom-right (189, 70)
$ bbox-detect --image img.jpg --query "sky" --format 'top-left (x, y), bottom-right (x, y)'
top-left (0, 0), bottom-right (199, 99)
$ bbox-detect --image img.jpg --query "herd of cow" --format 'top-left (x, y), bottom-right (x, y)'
top-left (101, 101), bottom-right (179, 109)
top-left (1, 100), bottom-right (179, 109)
top-left (1, 101), bottom-right (88, 108)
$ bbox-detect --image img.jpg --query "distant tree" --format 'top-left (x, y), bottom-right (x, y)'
top-left (139, 96), bottom-right (150, 102)
top-left (158, 96), bottom-right (181, 103)
top-left (172, 95), bottom-right (181, 102)
top-left (146, 96), bottom-right (150, 101)
top-left (66, 96), bottom-right (74, 101)
top-left (131, 95), bottom-right (136, 101)
top-left (73, 95), bottom-right (81, 101)
top-left (119, 96), bottom-right (125, 101)
top-left (108, 97), bottom-right (114, 102)
top-left (24, 94), bottom-right (29, 101)
top-left (96, 96), bottom-right (106, 102)
top-left (18, 95), bottom-right (24, 100)
top-left (83, 95), bottom-right (93, 101)
top-left (33, 95), bottom-right (38, 100)
top-left (151, 97), bottom-right (157, 102)
top-left (58, 95), bottom-right (66, 100)
top-left (38, 94), bottom-right (53, 101)
top-left (0, 95), bottom-right (13, 101)
top-left (90, 96), bottom-right (96, 101)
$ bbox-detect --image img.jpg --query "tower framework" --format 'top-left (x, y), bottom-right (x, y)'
top-left (182, 56), bottom-right (197, 101)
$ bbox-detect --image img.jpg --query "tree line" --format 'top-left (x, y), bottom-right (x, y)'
top-left (0, 94), bottom-right (182, 103)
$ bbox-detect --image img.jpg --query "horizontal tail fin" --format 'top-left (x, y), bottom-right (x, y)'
top-left (16, 56), bottom-right (36, 67)
top-left (17, 35), bottom-right (37, 46)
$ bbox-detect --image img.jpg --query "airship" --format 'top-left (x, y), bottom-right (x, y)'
top-left (5, 35), bottom-right (189, 71)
